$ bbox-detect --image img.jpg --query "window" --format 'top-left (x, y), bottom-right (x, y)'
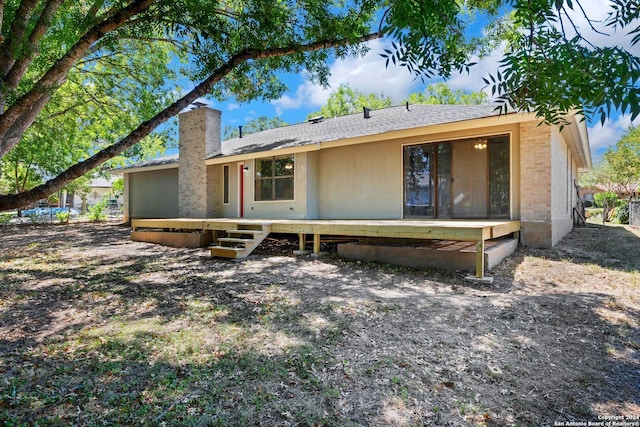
top-left (255, 155), bottom-right (294, 201)
top-left (223, 165), bottom-right (229, 204)
top-left (403, 144), bottom-right (435, 217)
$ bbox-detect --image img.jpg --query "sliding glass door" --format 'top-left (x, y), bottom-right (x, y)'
top-left (451, 141), bottom-right (488, 218)
top-left (403, 135), bottom-right (510, 219)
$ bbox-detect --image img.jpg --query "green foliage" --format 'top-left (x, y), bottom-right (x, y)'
top-left (585, 207), bottom-right (603, 219)
top-left (56, 211), bottom-right (70, 224)
top-left (581, 126), bottom-right (640, 199)
top-left (383, 0), bottom-right (640, 124)
top-left (307, 84), bottom-right (393, 119)
top-left (611, 201), bottom-right (630, 224)
top-left (111, 178), bottom-right (124, 197)
top-left (4, 35), bottom-right (178, 186)
top-left (406, 83), bottom-right (489, 105)
top-left (593, 192), bottom-right (618, 209)
top-left (604, 126), bottom-right (640, 193)
top-left (307, 83), bottom-right (488, 120)
top-left (87, 200), bottom-right (107, 222)
top-left (224, 116), bottom-right (288, 140)
top-left (0, 213), bottom-right (11, 224)
top-left (486, 1), bottom-right (640, 124)
top-left (0, 152), bottom-right (44, 195)
top-left (380, 0), bottom-right (500, 79)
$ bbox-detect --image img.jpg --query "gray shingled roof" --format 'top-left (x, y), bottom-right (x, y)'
top-left (120, 104), bottom-right (502, 170)
top-left (220, 104), bottom-right (500, 156)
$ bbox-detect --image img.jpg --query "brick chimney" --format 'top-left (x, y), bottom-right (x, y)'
top-left (178, 106), bottom-right (221, 217)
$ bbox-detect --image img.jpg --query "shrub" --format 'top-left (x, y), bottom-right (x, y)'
top-left (87, 200), bottom-right (107, 222)
top-left (593, 191), bottom-right (618, 208)
top-left (56, 211), bottom-right (70, 223)
top-left (611, 201), bottom-right (629, 224)
top-left (0, 213), bottom-right (12, 224)
top-left (585, 207), bottom-right (603, 218)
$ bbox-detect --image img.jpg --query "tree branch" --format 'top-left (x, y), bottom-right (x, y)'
top-left (0, 0), bottom-right (155, 158)
top-left (85, 0), bottom-right (105, 23)
top-left (5, 0), bottom-right (66, 89)
top-left (0, 0), bottom-right (5, 44)
top-left (0, 0), bottom-right (40, 77)
top-left (0, 31), bottom-right (382, 210)
top-left (43, 101), bottom-right (86, 121)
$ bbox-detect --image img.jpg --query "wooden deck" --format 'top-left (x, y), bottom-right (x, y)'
top-left (131, 218), bottom-right (521, 278)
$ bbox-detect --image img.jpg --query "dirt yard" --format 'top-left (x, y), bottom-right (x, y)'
top-left (0, 222), bottom-right (638, 426)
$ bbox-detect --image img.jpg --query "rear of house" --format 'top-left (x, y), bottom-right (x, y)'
top-left (118, 104), bottom-right (590, 248)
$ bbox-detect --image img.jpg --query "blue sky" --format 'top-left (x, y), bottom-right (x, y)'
top-left (187, 0), bottom-right (639, 163)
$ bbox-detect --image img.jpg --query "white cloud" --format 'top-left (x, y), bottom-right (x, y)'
top-left (442, 46), bottom-right (505, 97)
top-left (272, 39), bottom-right (420, 114)
top-left (588, 114), bottom-right (640, 159)
top-left (228, 103), bottom-right (240, 111)
top-left (561, 0), bottom-right (639, 56)
top-left (178, 97), bottom-right (212, 113)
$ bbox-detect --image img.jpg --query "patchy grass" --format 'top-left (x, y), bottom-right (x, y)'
top-left (0, 222), bottom-right (638, 425)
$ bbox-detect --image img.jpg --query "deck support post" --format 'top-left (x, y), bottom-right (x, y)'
top-left (293, 232), bottom-right (312, 255)
top-left (475, 239), bottom-right (485, 278)
top-left (310, 233), bottom-right (328, 258)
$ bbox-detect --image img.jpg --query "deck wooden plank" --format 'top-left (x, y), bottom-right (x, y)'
top-left (132, 218), bottom-right (520, 277)
top-left (132, 218), bottom-right (207, 231)
top-left (490, 221), bottom-right (521, 239)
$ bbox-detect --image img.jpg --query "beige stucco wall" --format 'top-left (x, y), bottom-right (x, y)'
top-left (220, 163), bottom-right (239, 218)
top-left (242, 152), bottom-right (310, 220)
top-left (305, 152), bottom-right (319, 218)
top-left (128, 169), bottom-right (178, 219)
top-left (316, 140), bottom-right (402, 219)
top-left (206, 164), bottom-right (222, 217)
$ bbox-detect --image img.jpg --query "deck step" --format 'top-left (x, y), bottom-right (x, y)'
top-left (209, 224), bottom-right (271, 259)
top-left (227, 229), bottom-right (264, 235)
top-left (217, 237), bottom-right (256, 244)
top-left (209, 246), bottom-right (249, 258)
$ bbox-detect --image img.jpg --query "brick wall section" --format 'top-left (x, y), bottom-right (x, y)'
top-left (519, 121), bottom-right (552, 246)
top-left (550, 129), bottom-right (574, 245)
top-left (178, 107), bottom-right (221, 218)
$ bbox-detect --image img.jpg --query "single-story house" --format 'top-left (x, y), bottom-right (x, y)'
top-left (118, 104), bottom-right (590, 248)
top-left (80, 176), bottom-right (122, 210)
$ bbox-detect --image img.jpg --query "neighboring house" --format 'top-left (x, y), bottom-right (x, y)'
top-left (63, 176), bottom-right (123, 211)
top-left (580, 185), bottom-right (639, 203)
top-left (117, 104), bottom-right (590, 248)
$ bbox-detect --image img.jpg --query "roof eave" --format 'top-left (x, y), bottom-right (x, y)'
top-left (560, 114), bottom-right (592, 171)
top-left (110, 162), bottom-right (178, 174)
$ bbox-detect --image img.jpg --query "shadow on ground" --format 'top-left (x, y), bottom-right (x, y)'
top-left (0, 223), bottom-right (638, 425)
